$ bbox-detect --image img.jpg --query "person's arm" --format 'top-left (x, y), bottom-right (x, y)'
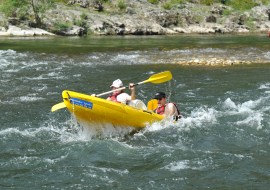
top-left (126, 83), bottom-right (135, 101)
top-left (165, 103), bottom-right (178, 116)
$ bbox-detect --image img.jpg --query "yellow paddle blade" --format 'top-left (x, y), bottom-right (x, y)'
top-left (51, 102), bottom-right (66, 112)
top-left (144, 71), bottom-right (172, 84)
top-left (147, 99), bottom-right (158, 111)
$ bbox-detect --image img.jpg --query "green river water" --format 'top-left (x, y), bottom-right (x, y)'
top-left (1, 34), bottom-right (270, 189)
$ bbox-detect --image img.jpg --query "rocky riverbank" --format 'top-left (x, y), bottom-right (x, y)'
top-left (0, 0), bottom-right (270, 36)
top-left (173, 58), bottom-right (260, 66)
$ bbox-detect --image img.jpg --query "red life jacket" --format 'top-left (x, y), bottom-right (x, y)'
top-left (156, 102), bottom-right (181, 118)
top-left (108, 92), bottom-right (122, 103)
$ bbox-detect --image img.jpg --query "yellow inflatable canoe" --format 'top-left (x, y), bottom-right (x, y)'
top-left (62, 90), bottom-right (165, 128)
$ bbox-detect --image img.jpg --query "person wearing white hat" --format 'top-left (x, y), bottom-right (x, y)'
top-left (106, 79), bottom-right (135, 104)
top-left (91, 79), bottom-right (135, 104)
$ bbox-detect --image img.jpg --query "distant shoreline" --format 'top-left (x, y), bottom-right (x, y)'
top-left (1, 1), bottom-right (270, 37)
top-left (0, 30), bottom-right (269, 37)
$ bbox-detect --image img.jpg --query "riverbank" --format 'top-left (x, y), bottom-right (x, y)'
top-left (1, 0), bottom-right (270, 36)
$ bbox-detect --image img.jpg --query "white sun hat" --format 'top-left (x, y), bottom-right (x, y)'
top-left (110, 79), bottom-right (123, 88)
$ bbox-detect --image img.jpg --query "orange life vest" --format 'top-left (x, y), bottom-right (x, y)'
top-left (108, 92), bottom-right (122, 103)
top-left (156, 102), bottom-right (181, 118)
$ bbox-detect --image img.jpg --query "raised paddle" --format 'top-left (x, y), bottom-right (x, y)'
top-left (51, 71), bottom-right (172, 112)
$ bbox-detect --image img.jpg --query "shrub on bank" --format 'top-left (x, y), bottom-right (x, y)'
top-left (222, 9), bottom-right (232, 16)
top-left (118, 1), bottom-right (126, 9)
top-left (54, 0), bottom-right (69, 3)
top-left (200, 0), bottom-right (218, 5)
top-left (225, 0), bottom-right (260, 10)
top-left (162, 3), bottom-right (172, 10)
top-left (148, 0), bottom-right (159, 5)
top-left (81, 12), bottom-right (88, 20)
top-left (87, 29), bottom-right (94, 35)
top-left (54, 22), bottom-right (72, 33)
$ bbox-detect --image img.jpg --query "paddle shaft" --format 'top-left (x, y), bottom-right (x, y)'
top-left (97, 82), bottom-right (142, 97)
top-left (97, 71), bottom-right (171, 97)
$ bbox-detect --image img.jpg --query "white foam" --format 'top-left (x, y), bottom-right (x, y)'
top-left (223, 98), bottom-right (237, 109)
top-left (46, 92), bottom-right (59, 95)
top-left (110, 53), bottom-right (143, 65)
top-left (0, 126), bottom-right (52, 137)
top-left (2, 154), bottom-right (70, 167)
top-left (32, 86), bottom-right (48, 91)
top-left (236, 112), bottom-right (263, 130)
top-left (49, 114), bottom-right (136, 142)
top-left (178, 107), bottom-right (217, 131)
top-left (259, 83), bottom-right (270, 89)
top-left (90, 55), bottom-right (99, 59)
top-left (4, 69), bottom-right (20, 73)
top-left (163, 160), bottom-right (190, 171)
top-left (224, 153), bottom-right (253, 160)
top-left (263, 51), bottom-right (270, 59)
top-left (221, 96), bottom-right (270, 130)
top-left (17, 96), bottom-right (45, 102)
top-left (141, 118), bottom-right (176, 133)
top-left (223, 98), bottom-right (260, 114)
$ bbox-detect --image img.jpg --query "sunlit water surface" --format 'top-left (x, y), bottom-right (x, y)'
top-left (1, 35), bottom-right (270, 189)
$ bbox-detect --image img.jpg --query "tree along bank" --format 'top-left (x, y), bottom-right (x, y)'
top-left (0, 0), bottom-right (270, 36)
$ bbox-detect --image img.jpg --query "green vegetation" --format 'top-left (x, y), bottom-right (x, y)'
top-left (222, 9), bottom-right (232, 16)
top-left (261, 0), bottom-right (269, 5)
top-left (246, 18), bottom-right (256, 31)
top-left (169, 0), bottom-right (185, 4)
top-left (101, 0), bottom-right (110, 5)
top-left (200, 0), bottom-right (217, 5)
top-left (73, 19), bottom-right (88, 27)
top-left (81, 12), bottom-right (88, 20)
top-left (162, 3), bottom-right (172, 10)
top-left (0, 0), bottom-right (55, 27)
top-left (118, 1), bottom-right (126, 10)
top-left (87, 29), bottom-right (94, 35)
top-left (148, 0), bottom-right (159, 5)
top-left (55, 22), bottom-right (72, 29)
top-left (54, 0), bottom-right (69, 3)
top-left (194, 14), bottom-right (204, 22)
top-left (225, 0), bottom-right (260, 11)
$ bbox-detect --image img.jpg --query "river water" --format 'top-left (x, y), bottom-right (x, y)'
top-left (1, 35), bottom-right (270, 189)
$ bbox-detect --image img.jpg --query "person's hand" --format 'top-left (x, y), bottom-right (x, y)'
top-left (91, 94), bottom-right (97, 97)
top-left (129, 83), bottom-right (135, 90)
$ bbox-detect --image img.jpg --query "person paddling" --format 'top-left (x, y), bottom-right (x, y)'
top-left (154, 92), bottom-right (181, 120)
top-left (92, 79), bottom-right (135, 104)
top-left (107, 79), bottom-right (135, 104)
